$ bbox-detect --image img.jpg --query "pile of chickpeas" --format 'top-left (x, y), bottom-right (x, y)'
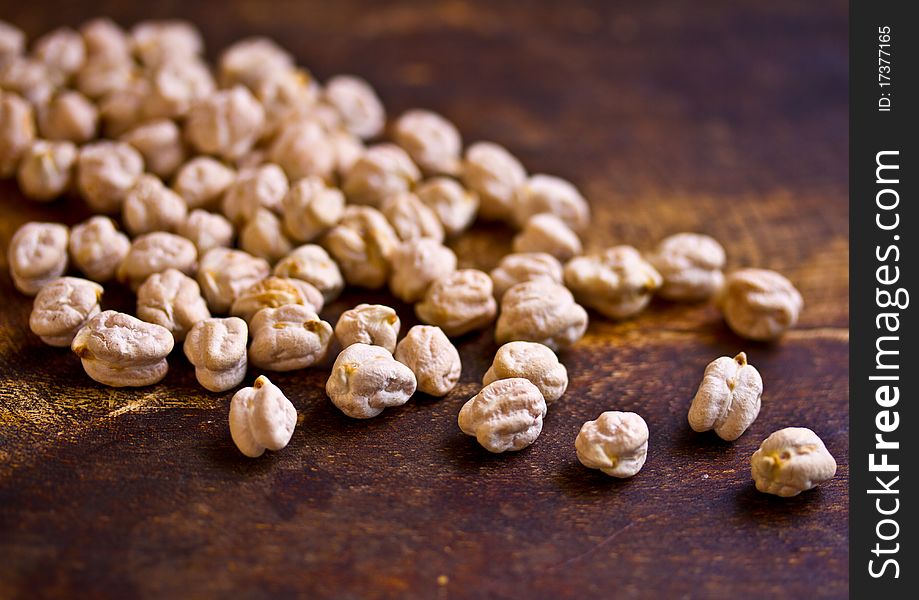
top-left (1, 18), bottom-right (835, 497)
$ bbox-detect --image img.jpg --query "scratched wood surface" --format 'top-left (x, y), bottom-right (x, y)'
top-left (0, 1), bottom-right (848, 598)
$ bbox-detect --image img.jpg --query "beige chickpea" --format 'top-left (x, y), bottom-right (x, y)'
top-left (0, 20), bottom-right (25, 63)
top-left (394, 325), bottom-right (461, 397)
top-left (79, 18), bottom-right (130, 61)
top-left (392, 109), bottom-right (461, 176)
top-left (483, 341), bottom-right (568, 404)
top-left (239, 208), bottom-right (294, 264)
top-left (388, 238), bottom-right (457, 303)
top-left (8, 221), bottom-right (69, 295)
top-left (16, 139), bottom-right (77, 201)
top-left (564, 246), bottom-right (663, 320)
top-left (29, 277), bottom-right (103, 347)
top-left (130, 20), bottom-right (203, 67)
top-left (335, 304), bottom-right (401, 354)
top-left (68, 216), bottom-right (130, 282)
top-left (248, 304), bottom-right (333, 371)
top-left (183, 317), bottom-right (249, 393)
top-left (228, 375), bottom-right (297, 458)
top-left (71, 310), bottom-right (174, 387)
top-left (328, 127), bottom-right (364, 178)
top-left (37, 90), bottom-right (98, 143)
top-left (185, 85), bottom-right (265, 161)
top-left (323, 75), bottom-right (385, 140)
top-left (122, 174), bottom-right (188, 236)
top-left (751, 428), bottom-right (837, 497)
top-left (268, 118), bottom-right (335, 181)
top-left (415, 269), bottom-right (497, 337)
top-left (326, 343), bottom-right (417, 419)
top-left (117, 232), bottom-right (197, 290)
top-left (76, 140), bottom-right (144, 213)
top-left (230, 276), bottom-right (324, 324)
top-left (342, 143), bottom-right (421, 208)
top-left (136, 268), bottom-right (210, 341)
top-left (381, 192), bottom-right (445, 243)
top-left (218, 37), bottom-right (293, 90)
top-left (322, 205), bottom-right (399, 289)
top-left (490, 252), bottom-right (564, 301)
top-left (255, 68), bottom-right (321, 137)
top-left (221, 163), bottom-right (288, 226)
top-left (576, 411), bottom-right (649, 478)
top-left (0, 91), bottom-right (36, 177)
top-left (33, 27), bottom-right (86, 83)
top-left (173, 157), bottom-right (236, 210)
top-left (0, 57), bottom-right (54, 105)
top-left (718, 269), bottom-right (804, 341)
top-left (462, 141), bottom-right (526, 222)
top-left (415, 177), bottom-right (479, 237)
top-left (281, 176), bottom-right (345, 243)
top-left (143, 58), bottom-right (214, 120)
top-left (514, 174), bottom-right (590, 231)
top-left (97, 77), bottom-right (149, 137)
top-left (495, 279), bottom-right (588, 351)
top-left (120, 118), bottom-right (186, 179)
top-left (197, 247), bottom-right (270, 313)
top-left (688, 352), bottom-right (763, 441)
top-left (74, 55), bottom-right (135, 100)
top-left (234, 147), bottom-right (267, 171)
top-left (647, 233), bottom-right (726, 302)
top-left (458, 378), bottom-right (546, 453)
top-left (272, 244), bottom-right (344, 303)
top-left (512, 213), bottom-right (582, 261)
top-left (178, 209), bottom-right (235, 255)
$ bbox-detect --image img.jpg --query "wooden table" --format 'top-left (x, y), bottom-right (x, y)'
top-left (0, 1), bottom-right (848, 598)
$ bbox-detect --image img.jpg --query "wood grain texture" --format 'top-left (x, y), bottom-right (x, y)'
top-left (0, 1), bottom-right (848, 598)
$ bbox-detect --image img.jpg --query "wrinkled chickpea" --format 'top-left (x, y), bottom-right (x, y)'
top-left (490, 252), bottom-right (564, 301)
top-left (130, 20), bottom-right (203, 67)
top-left (239, 208), bottom-right (294, 264)
top-left (512, 213), bottom-right (582, 262)
top-left (415, 177), bottom-right (479, 237)
top-left (647, 233), bottom-right (726, 302)
top-left (269, 118), bottom-right (335, 181)
top-left (688, 352), bottom-right (762, 441)
top-left (415, 269), bottom-right (497, 337)
top-left (230, 276), bottom-right (324, 324)
top-left (323, 75), bottom-right (385, 140)
top-left (248, 304), bottom-right (333, 371)
top-left (74, 55), bottom-right (135, 100)
top-left (68, 215), bottom-right (130, 282)
top-left (8, 221), bottom-right (69, 295)
top-left (342, 143), bottom-right (420, 208)
top-left (29, 277), bottom-right (103, 347)
top-left (394, 325), bottom-right (461, 397)
top-left (228, 375), bottom-right (297, 458)
top-left (514, 174), bottom-right (590, 231)
top-left (173, 156), bottom-right (236, 210)
top-left (392, 109), bottom-right (462, 176)
top-left (751, 428), bottom-right (837, 497)
top-left (495, 279), bottom-right (588, 351)
top-left (483, 341), bottom-right (568, 404)
top-left (218, 37), bottom-right (293, 90)
top-left (272, 244), bottom-right (344, 303)
top-left (122, 174), bottom-right (188, 236)
top-left (381, 192), bottom-right (445, 243)
top-left (71, 310), bottom-right (174, 387)
top-left (462, 141), bottom-right (526, 222)
top-left (16, 139), bottom-right (77, 201)
top-left (322, 205), bottom-right (399, 289)
top-left (79, 18), bottom-right (130, 61)
top-left (33, 27), bottom-right (86, 83)
top-left (576, 411), bottom-right (649, 478)
top-left (136, 268), bottom-right (211, 341)
top-left (0, 20), bottom-right (25, 63)
top-left (0, 91), bottom-right (35, 177)
top-left (76, 140), bottom-right (144, 213)
top-left (197, 247), bottom-right (270, 314)
top-left (37, 90), bottom-right (98, 143)
top-left (281, 175), bottom-right (345, 243)
top-left (178, 209), bottom-right (234, 255)
top-left (120, 118), bottom-right (186, 179)
top-left (255, 68), bottom-right (321, 137)
top-left (183, 317), bottom-right (248, 393)
top-left (335, 304), bottom-right (401, 354)
top-left (564, 246), bottom-right (663, 320)
top-left (143, 58), bottom-right (214, 120)
top-left (326, 343), bottom-right (417, 419)
top-left (718, 268), bottom-right (804, 341)
top-left (117, 232), bottom-right (197, 290)
top-left (328, 127), bottom-right (364, 178)
top-left (458, 378), bottom-right (547, 453)
top-left (185, 85), bottom-right (265, 161)
top-left (0, 57), bottom-right (54, 105)
top-left (388, 238), bottom-right (457, 303)
top-left (221, 163), bottom-right (288, 226)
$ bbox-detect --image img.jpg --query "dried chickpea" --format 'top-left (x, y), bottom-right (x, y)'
top-left (185, 85), bottom-right (265, 161)
top-left (342, 143), bottom-right (420, 208)
top-left (394, 325), bottom-right (461, 397)
top-left (229, 375), bottom-right (296, 458)
top-left (248, 304), bottom-right (333, 371)
top-left (122, 174), bottom-right (188, 236)
top-left (388, 238), bottom-right (457, 303)
top-left (415, 269), bottom-right (497, 337)
top-left (392, 109), bottom-right (461, 176)
top-left (33, 27), bottom-right (85, 83)
top-left (239, 208), bottom-right (294, 264)
top-left (96, 77), bottom-right (148, 137)
top-left (718, 268), bottom-right (804, 341)
top-left (495, 279), bottom-right (588, 351)
top-left (335, 304), bottom-right (401, 354)
top-left (751, 428), bottom-right (837, 497)
top-left (0, 20), bottom-right (25, 63)
top-left (490, 252), bottom-right (564, 301)
top-left (564, 246), bottom-right (662, 320)
top-left (281, 175), bottom-right (345, 243)
top-left (328, 127), bottom-right (364, 178)
top-left (0, 91), bottom-right (35, 177)
top-left (512, 213), bottom-right (582, 261)
top-left (197, 248), bottom-right (270, 314)
top-left (647, 233), bottom-right (726, 302)
top-left (29, 277), bottom-right (103, 347)
top-left (130, 20), bottom-right (202, 67)
top-left (269, 118), bottom-right (335, 181)
top-left (16, 139), bottom-right (77, 201)
top-left (173, 156), bottom-right (236, 210)
top-left (255, 68), bottom-right (320, 137)
top-left (0, 57), bottom-right (54, 105)
top-left (323, 75), bottom-right (385, 140)
top-left (458, 378), bottom-right (547, 453)
top-left (221, 163), bottom-right (288, 226)
top-left (8, 221), bottom-right (69, 295)
top-left (178, 209), bottom-right (235, 255)
top-left (117, 232), bottom-right (197, 290)
top-left (74, 55), bottom-right (135, 100)
top-left (483, 341), bottom-right (568, 404)
top-left (218, 37), bottom-right (293, 90)
top-left (576, 411), bottom-right (649, 478)
top-left (143, 58), bottom-right (214, 120)
top-left (462, 141), bottom-right (526, 222)
top-left (37, 90), bottom-right (98, 143)
top-left (76, 140), bottom-right (144, 213)
top-left (322, 205), bottom-right (399, 289)
top-left (272, 244), bottom-right (344, 303)
top-left (79, 18), bottom-right (130, 61)
top-left (68, 216), bottom-right (130, 282)
top-left (514, 174), bottom-right (590, 231)
top-left (136, 268), bottom-right (211, 341)
top-left (415, 177), bottom-right (479, 237)
top-left (71, 310), bottom-right (174, 387)
top-left (120, 118), bottom-right (186, 179)
top-left (381, 192), bottom-right (445, 243)
top-left (230, 276), bottom-right (324, 324)
top-left (688, 352), bottom-right (762, 441)
top-left (326, 343), bottom-right (417, 419)
top-left (183, 317), bottom-right (248, 392)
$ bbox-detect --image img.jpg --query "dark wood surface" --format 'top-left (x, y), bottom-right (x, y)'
top-left (0, 1), bottom-right (848, 598)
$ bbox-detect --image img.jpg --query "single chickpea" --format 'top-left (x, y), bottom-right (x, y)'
top-left (335, 304), bottom-right (401, 354)
top-left (136, 268), bottom-right (211, 341)
top-left (415, 269), bottom-right (497, 337)
top-left (183, 317), bottom-right (249, 393)
top-left (122, 174), bottom-right (188, 236)
top-left (326, 343), bottom-right (417, 419)
top-left (76, 140), bottom-right (144, 213)
top-left (32, 27), bottom-right (86, 84)
top-left (342, 143), bottom-right (420, 208)
top-left (647, 233), bottom-right (726, 302)
top-left (388, 238), bottom-right (457, 304)
top-left (248, 304), bottom-right (333, 371)
top-left (381, 192), bottom-right (445, 243)
top-left (321, 205), bottom-right (400, 289)
top-left (218, 37), bottom-right (293, 90)
top-left (512, 213), bottom-right (583, 262)
top-left (0, 21), bottom-right (25, 63)
top-left (718, 269), bottom-right (804, 341)
top-left (68, 216), bottom-right (130, 282)
top-left (197, 247), bottom-right (270, 314)
top-left (97, 77), bottom-right (150, 137)
top-left (392, 109), bottom-right (462, 176)
top-left (120, 118), bottom-right (186, 179)
top-left (230, 276), bottom-right (324, 324)
top-left (130, 20), bottom-right (203, 67)
top-left (394, 325), bottom-right (462, 397)
top-left (228, 375), bottom-right (297, 458)
top-left (281, 175), bottom-right (345, 244)
top-left (415, 177), bottom-right (479, 237)
top-left (172, 156), bottom-right (236, 210)
top-left (79, 18), bottom-right (130, 61)
top-left (185, 85), bottom-right (265, 161)
top-left (483, 341), bottom-right (568, 404)
top-left (37, 90), bottom-right (98, 143)
top-left (495, 279), bottom-right (589, 351)
top-left (458, 378), bottom-right (547, 453)
top-left (576, 411), bottom-right (649, 478)
top-left (178, 209), bottom-right (235, 255)
top-left (268, 118), bottom-right (336, 182)
top-left (117, 232), bottom-right (197, 290)
top-left (462, 141), bottom-right (526, 222)
top-left (751, 428), bottom-right (837, 497)
top-left (0, 91), bottom-right (36, 177)
top-left (16, 139), bottom-right (77, 201)
top-left (490, 252), bottom-right (564, 301)
top-left (323, 75), bottom-right (385, 140)
top-left (142, 58), bottom-right (215, 120)
top-left (29, 276), bottom-right (103, 347)
top-left (239, 208), bottom-right (294, 264)
top-left (221, 163), bottom-right (288, 227)
top-left (272, 244), bottom-right (344, 303)
top-left (8, 221), bottom-right (69, 295)
top-left (564, 246), bottom-right (663, 320)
